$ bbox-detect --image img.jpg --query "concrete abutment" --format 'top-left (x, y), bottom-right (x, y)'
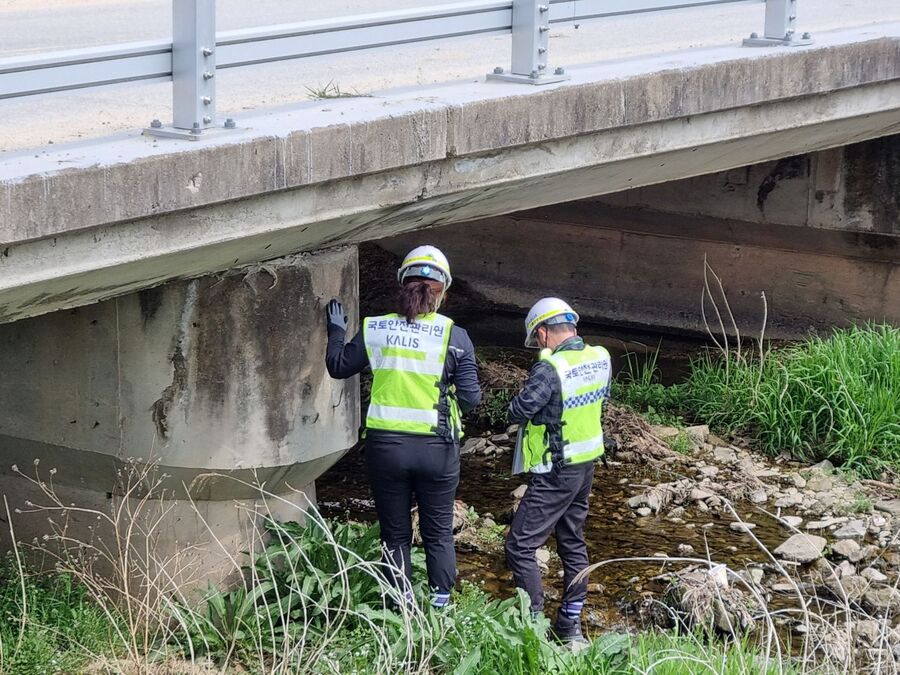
top-left (0, 247), bottom-right (359, 585)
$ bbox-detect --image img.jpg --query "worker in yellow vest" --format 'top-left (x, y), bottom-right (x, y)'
top-left (506, 297), bottom-right (610, 646)
top-left (325, 246), bottom-right (481, 609)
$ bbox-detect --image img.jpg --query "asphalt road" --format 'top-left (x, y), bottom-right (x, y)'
top-left (1, 0), bottom-right (899, 152)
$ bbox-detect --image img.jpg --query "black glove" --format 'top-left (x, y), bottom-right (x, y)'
top-left (326, 298), bottom-right (348, 332)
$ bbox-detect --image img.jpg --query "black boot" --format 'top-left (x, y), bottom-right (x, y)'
top-left (552, 610), bottom-right (589, 648)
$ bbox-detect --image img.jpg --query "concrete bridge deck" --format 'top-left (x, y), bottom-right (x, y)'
top-left (2, 22), bottom-right (900, 323)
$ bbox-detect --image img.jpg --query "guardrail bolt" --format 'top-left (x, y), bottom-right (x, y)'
top-left (201, 96), bottom-right (212, 105)
top-left (202, 116), bottom-right (212, 124)
top-left (539, 25), bottom-right (550, 32)
top-left (802, 32), bottom-right (811, 40)
top-left (749, 32), bottom-right (758, 39)
top-left (224, 118), bottom-right (236, 129)
top-left (555, 67), bottom-right (565, 75)
top-left (538, 4), bottom-right (549, 11)
top-left (202, 47), bottom-right (214, 57)
top-left (538, 47), bottom-right (546, 54)
top-left (530, 69), bottom-right (539, 79)
top-left (191, 122), bottom-right (202, 135)
top-left (150, 119), bottom-right (162, 129)
top-left (203, 71), bottom-right (214, 80)
top-left (493, 66), bottom-right (504, 74)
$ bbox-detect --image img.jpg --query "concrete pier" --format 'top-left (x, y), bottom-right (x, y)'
top-left (0, 247), bottom-right (359, 583)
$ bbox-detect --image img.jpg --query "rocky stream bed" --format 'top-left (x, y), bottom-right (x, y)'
top-left (318, 405), bottom-right (900, 666)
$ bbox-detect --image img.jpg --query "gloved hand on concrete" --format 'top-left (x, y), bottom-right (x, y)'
top-left (326, 298), bottom-right (348, 332)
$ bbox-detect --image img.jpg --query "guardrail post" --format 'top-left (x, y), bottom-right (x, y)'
top-left (487, 0), bottom-right (568, 85)
top-left (146, 0), bottom-right (219, 139)
top-left (743, 0), bottom-right (812, 47)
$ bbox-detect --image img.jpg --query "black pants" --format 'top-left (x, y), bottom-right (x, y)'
top-left (366, 433), bottom-right (460, 594)
top-left (505, 461), bottom-right (594, 613)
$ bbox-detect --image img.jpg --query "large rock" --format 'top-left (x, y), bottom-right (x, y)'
top-left (780, 516), bottom-right (803, 529)
top-left (774, 534), bottom-right (827, 564)
top-left (875, 500), bottom-right (900, 517)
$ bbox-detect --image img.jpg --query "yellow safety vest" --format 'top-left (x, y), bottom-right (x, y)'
top-left (522, 344), bottom-right (610, 473)
top-left (363, 312), bottom-right (462, 439)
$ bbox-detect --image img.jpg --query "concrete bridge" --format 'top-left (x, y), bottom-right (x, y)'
top-left (1, 0), bottom-right (898, 581)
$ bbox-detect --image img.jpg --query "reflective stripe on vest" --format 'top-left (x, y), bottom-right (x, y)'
top-left (363, 313), bottom-right (461, 438)
top-left (521, 344), bottom-right (610, 473)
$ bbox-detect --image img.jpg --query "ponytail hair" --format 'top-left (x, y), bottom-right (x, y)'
top-left (397, 279), bottom-right (442, 323)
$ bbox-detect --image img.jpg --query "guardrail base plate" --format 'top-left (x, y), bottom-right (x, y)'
top-left (486, 72), bottom-right (570, 86)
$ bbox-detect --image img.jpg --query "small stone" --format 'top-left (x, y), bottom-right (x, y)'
top-left (809, 459), bottom-right (835, 474)
top-left (535, 548), bottom-right (551, 564)
top-left (789, 473), bottom-right (807, 489)
top-left (490, 433), bottom-right (510, 443)
top-left (730, 522), bottom-right (757, 533)
top-left (827, 575), bottom-right (869, 601)
top-left (684, 425), bottom-right (709, 444)
top-left (831, 539), bottom-right (861, 559)
top-left (771, 582), bottom-right (796, 593)
top-left (781, 516), bottom-right (803, 528)
top-left (650, 425), bottom-right (680, 440)
top-left (834, 520), bottom-right (867, 539)
top-left (618, 478), bottom-right (629, 485)
top-left (713, 447), bottom-right (738, 464)
top-left (774, 534), bottom-right (827, 564)
top-left (853, 619), bottom-right (882, 644)
top-left (698, 466), bottom-right (719, 478)
top-left (706, 495), bottom-right (722, 508)
top-left (806, 476), bottom-right (834, 493)
top-left (677, 543), bottom-right (695, 556)
top-left (461, 437), bottom-right (487, 455)
top-left (636, 507), bottom-right (652, 517)
top-left (775, 494), bottom-right (804, 508)
top-left (587, 583), bottom-right (604, 593)
top-left (696, 501), bottom-right (710, 512)
top-left (836, 560), bottom-right (856, 578)
top-left (806, 518), bottom-right (841, 531)
top-left (690, 488), bottom-right (714, 502)
top-left (652, 552), bottom-right (668, 558)
top-left (850, 545), bottom-right (877, 564)
top-left (511, 484), bottom-right (528, 500)
top-left (482, 517), bottom-right (497, 529)
top-left (506, 424), bottom-right (520, 435)
top-left (747, 568), bottom-right (764, 585)
top-left (668, 506), bottom-right (685, 519)
top-left (863, 587), bottom-right (900, 615)
top-left (861, 567), bottom-right (888, 583)
top-left (750, 490), bottom-right (768, 504)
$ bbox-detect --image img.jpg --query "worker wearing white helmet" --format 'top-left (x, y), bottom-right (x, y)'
top-left (506, 297), bottom-right (611, 646)
top-left (324, 245), bottom-right (480, 610)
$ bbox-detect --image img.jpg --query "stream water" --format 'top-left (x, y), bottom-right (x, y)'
top-left (317, 430), bottom-right (793, 631)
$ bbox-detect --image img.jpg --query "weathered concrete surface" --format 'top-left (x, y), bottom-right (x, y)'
top-left (0, 247), bottom-right (359, 496)
top-left (595, 136), bottom-right (900, 235)
top-left (378, 192), bottom-right (900, 340)
top-left (0, 247), bottom-right (358, 578)
top-left (1, 25), bottom-right (900, 322)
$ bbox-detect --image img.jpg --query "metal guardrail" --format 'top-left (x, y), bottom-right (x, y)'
top-left (0, 0), bottom-right (810, 139)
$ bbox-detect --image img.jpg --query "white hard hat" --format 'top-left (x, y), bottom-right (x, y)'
top-left (524, 297), bottom-right (579, 348)
top-left (397, 245), bottom-right (452, 288)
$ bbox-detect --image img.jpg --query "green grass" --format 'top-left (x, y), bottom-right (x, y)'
top-left (613, 324), bottom-right (900, 476)
top-left (683, 323), bottom-right (900, 476)
top-left (612, 349), bottom-right (686, 428)
top-left (0, 555), bottom-right (119, 674)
